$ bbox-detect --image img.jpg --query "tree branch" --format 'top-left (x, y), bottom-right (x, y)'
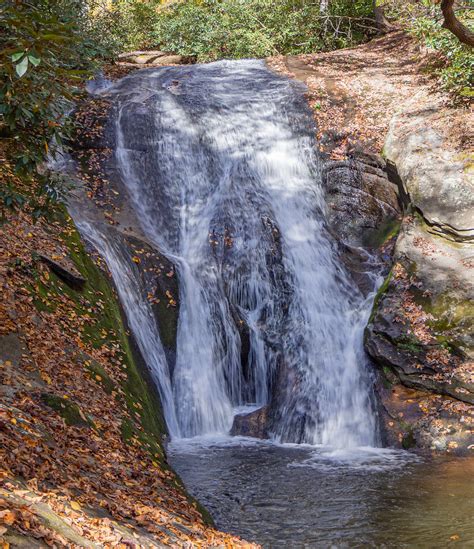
top-left (441, 0), bottom-right (474, 47)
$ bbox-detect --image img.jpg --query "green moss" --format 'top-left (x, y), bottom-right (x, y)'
top-left (84, 360), bottom-right (116, 394)
top-left (381, 365), bottom-right (395, 388)
top-left (368, 269), bottom-right (393, 325)
top-left (401, 429), bottom-right (416, 450)
top-left (411, 287), bottom-right (473, 336)
top-left (41, 393), bottom-right (93, 428)
top-left (363, 217), bottom-right (401, 249)
top-left (120, 418), bottom-right (135, 442)
top-left (396, 338), bottom-right (423, 354)
top-left (35, 208), bottom-right (169, 462)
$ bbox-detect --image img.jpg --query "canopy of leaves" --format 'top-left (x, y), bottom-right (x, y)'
top-left (0, 0), bottom-right (117, 219)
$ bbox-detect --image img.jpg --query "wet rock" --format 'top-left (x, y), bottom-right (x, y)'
top-left (374, 376), bottom-right (474, 453)
top-left (322, 145), bottom-right (402, 296)
top-left (0, 333), bottom-right (27, 366)
top-left (231, 406), bottom-right (269, 439)
top-left (322, 147), bottom-right (401, 249)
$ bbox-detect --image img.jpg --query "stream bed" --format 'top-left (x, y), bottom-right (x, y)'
top-left (169, 438), bottom-right (474, 548)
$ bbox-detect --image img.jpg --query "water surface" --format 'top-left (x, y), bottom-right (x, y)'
top-left (169, 438), bottom-right (474, 548)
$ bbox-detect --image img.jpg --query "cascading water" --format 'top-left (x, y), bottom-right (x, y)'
top-left (73, 60), bottom-right (379, 447)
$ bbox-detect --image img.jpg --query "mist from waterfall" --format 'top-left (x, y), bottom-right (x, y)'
top-left (75, 60), bottom-right (379, 447)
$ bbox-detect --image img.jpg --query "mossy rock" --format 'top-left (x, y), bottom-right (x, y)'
top-left (84, 359), bottom-right (116, 394)
top-left (362, 217), bottom-right (401, 249)
top-left (367, 268), bottom-right (393, 325)
top-left (41, 393), bottom-right (93, 428)
top-left (55, 210), bottom-right (168, 448)
top-left (401, 429), bottom-right (416, 450)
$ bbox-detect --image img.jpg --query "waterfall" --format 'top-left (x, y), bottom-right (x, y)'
top-left (74, 60), bottom-right (379, 447)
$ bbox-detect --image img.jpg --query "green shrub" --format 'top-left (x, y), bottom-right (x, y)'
top-left (384, 0), bottom-right (473, 97)
top-left (411, 15), bottom-right (473, 97)
top-left (0, 0), bottom-right (116, 219)
top-left (111, 0), bottom-right (163, 50)
top-left (152, 0), bottom-right (375, 62)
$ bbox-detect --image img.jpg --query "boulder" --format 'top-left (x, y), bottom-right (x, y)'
top-left (384, 95), bottom-right (474, 242)
top-left (117, 52), bottom-right (185, 66)
top-left (231, 406), bottom-right (269, 439)
top-left (118, 50), bottom-right (168, 60)
top-left (150, 55), bottom-right (185, 66)
top-left (322, 147), bottom-right (401, 249)
top-left (322, 146), bottom-right (402, 295)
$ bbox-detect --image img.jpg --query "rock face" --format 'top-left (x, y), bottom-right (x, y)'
top-left (384, 95), bottom-right (474, 242)
top-left (365, 97), bottom-right (474, 453)
top-left (321, 145), bottom-right (402, 297)
top-left (322, 147), bottom-right (400, 249)
top-left (231, 406), bottom-right (269, 439)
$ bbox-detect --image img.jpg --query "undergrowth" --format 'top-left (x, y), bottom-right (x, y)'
top-left (385, 0), bottom-right (473, 97)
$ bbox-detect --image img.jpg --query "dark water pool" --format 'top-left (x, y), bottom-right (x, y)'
top-left (169, 437), bottom-right (474, 548)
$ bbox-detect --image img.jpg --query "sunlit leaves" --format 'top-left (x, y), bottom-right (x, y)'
top-left (0, 0), bottom-right (112, 218)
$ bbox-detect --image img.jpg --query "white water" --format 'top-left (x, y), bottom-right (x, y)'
top-left (75, 60), bottom-right (379, 447)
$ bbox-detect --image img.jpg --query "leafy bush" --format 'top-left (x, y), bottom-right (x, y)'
top-left (384, 0), bottom-right (473, 97)
top-left (411, 15), bottom-right (473, 97)
top-left (111, 0), bottom-right (163, 50)
top-left (0, 0), bottom-right (116, 219)
top-left (153, 0), bottom-right (375, 62)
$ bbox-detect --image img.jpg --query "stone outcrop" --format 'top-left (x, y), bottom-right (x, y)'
top-left (118, 50), bottom-right (187, 66)
top-left (384, 95), bottom-right (474, 242)
top-left (38, 253), bottom-right (86, 290)
top-left (365, 97), bottom-right (474, 453)
top-left (231, 406), bottom-right (269, 439)
top-left (321, 145), bottom-right (402, 297)
top-left (322, 146), bottom-right (401, 249)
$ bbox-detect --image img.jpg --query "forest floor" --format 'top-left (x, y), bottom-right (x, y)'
top-left (268, 30), bottom-right (473, 158)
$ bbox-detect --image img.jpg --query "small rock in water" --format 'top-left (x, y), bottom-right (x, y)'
top-left (231, 407), bottom-right (269, 439)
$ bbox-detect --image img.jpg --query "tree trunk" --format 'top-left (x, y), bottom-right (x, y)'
top-left (373, 1), bottom-right (396, 33)
top-left (441, 0), bottom-right (474, 47)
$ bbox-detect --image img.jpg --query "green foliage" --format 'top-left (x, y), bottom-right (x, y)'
top-left (111, 0), bottom-right (164, 50)
top-left (152, 0), bottom-right (375, 62)
top-left (385, 1), bottom-right (473, 97)
top-left (411, 16), bottom-right (473, 97)
top-left (0, 0), bottom-right (116, 218)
